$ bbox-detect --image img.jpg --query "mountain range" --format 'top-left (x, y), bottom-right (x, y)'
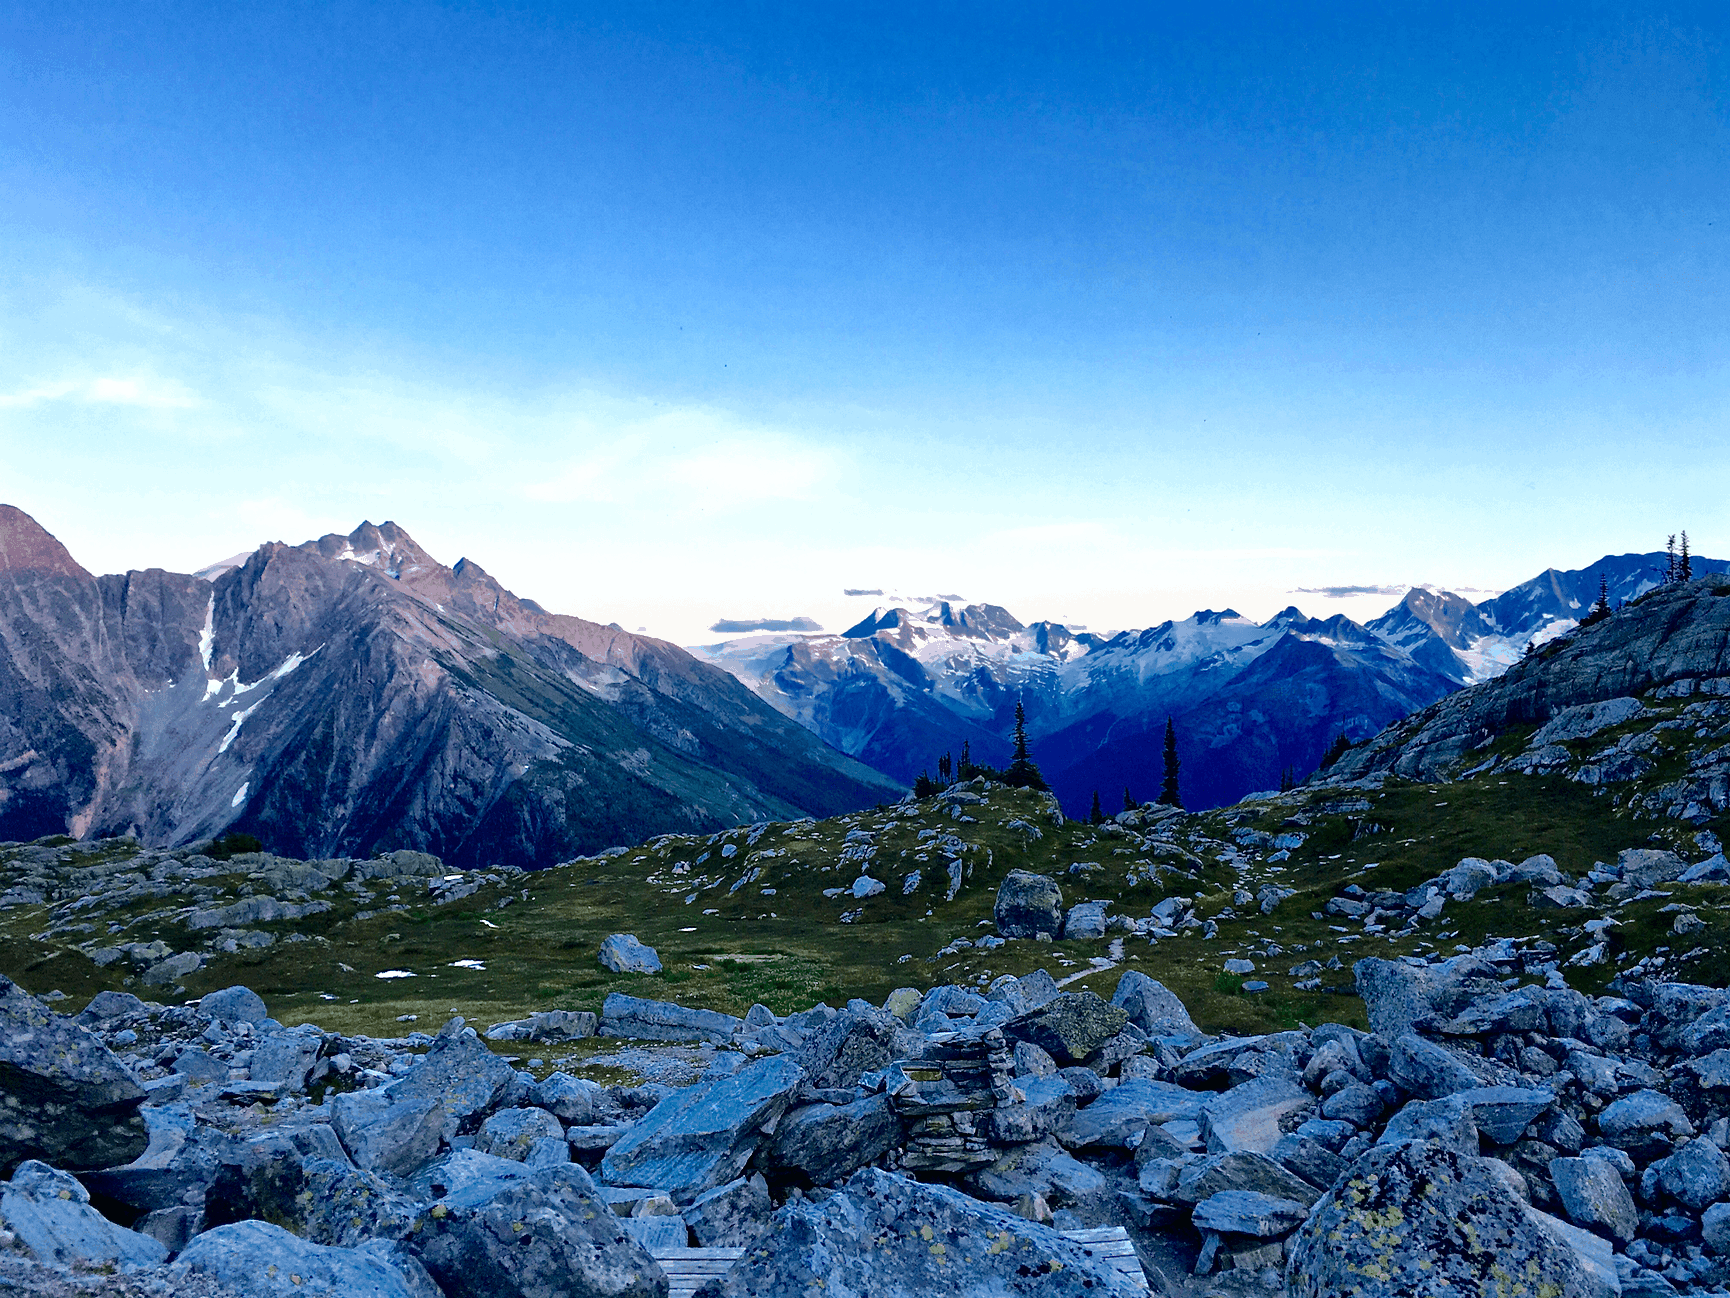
top-left (693, 550), bottom-right (1725, 815)
top-left (0, 507), bottom-right (899, 865)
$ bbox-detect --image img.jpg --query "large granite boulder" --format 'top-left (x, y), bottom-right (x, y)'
top-left (0, 1159), bottom-right (167, 1272)
top-left (602, 1055), bottom-right (803, 1201)
top-left (698, 1166), bottom-right (1142, 1297)
top-left (205, 1154), bottom-right (422, 1248)
top-left (1353, 955), bottom-right (1501, 1039)
top-left (1109, 970), bottom-right (1199, 1039)
top-left (199, 985), bottom-right (269, 1025)
top-left (332, 1086), bottom-right (447, 1178)
top-left (408, 1163), bottom-right (666, 1298)
top-left (1002, 992), bottom-right (1127, 1066)
top-left (177, 1218), bottom-right (441, 1298)
top-left (789, 1007), bottom-right (899, 1089)
top-left (768, 1094), bottom-right (900, 1186)
top-left (0, 974), bottom-right (148, 1178)
top-left (601, 993), bottom-right (743, 1044)
top-left (390, 1020), bottom-right (519, 1135)
top-left (1286, 1140), bottom-right (1594, 1298)
top-left (599, 934), bottom-right (663, 974)
top-left (993, 871), bottom-right (1064, 939)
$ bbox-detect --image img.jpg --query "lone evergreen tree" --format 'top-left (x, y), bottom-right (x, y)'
top-left (1667, 534), bottom-right (1678, 583)
top-left (1681, 530), bottom-right (1693, 582)
top-left (1123, 786), bottom-right (1137, 812)
top-left (1089, 790), bottom-right (1104, 824)
top-left (1582, 574), bottom-right (1612, 628)
top-left (1157, 717), bottom-right (1182, 808)
top-left (958, 740), bottom-right (972, 779)
top-left (1004, 699), bottom-right (1047, 790)
top-left (1279, 767), bottom-right (1294, 793)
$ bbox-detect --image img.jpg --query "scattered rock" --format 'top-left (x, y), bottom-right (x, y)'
top-left (599, 934), bottom-right (664, 974)
top-left (0, 975), bottom-right (148, 1178)
top-left (1286, 1140), bottom-right (1593, 1298)
top-left (993, 871), bottom-right (1064, 940)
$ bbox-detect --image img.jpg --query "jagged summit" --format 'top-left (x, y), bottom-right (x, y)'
top-left (0, 504), bottom-right (90, 580)
top-left (0, 504), bottom-right (897, 863)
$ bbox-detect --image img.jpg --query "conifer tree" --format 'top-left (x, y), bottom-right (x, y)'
top-left (1089, 790), bottom-right (1104, 824)
top-left (1158, 717), bottom-right (1182, 808)
top-left (1582, 574), bottom-right (1612, 627)
top-left (958, 740), bottom-right (972, 779)
top-left (1004, 699), bottom-right (1047, 790)
top-left (1123, 786), bottom-right (1136, 812)
top-left (1667, 534), bottom-right (1678, 583)
top-left (1681, 531), bottom-right (1693, 582)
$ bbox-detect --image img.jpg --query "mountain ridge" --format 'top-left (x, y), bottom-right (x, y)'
top-left (693, 549), bottom-right (1726, 814)
top-left (0, 507), bottom-right (899, 865)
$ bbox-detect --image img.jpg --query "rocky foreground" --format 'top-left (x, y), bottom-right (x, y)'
top-left (7, 871), bottom-right (1730, 1298)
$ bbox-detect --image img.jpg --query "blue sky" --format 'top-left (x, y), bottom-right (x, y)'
top-left (1, 3), bottom-right (1726, 642)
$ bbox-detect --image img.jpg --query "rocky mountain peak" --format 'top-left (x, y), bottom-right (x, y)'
top-left (0, 506), bottom-right (91, 581)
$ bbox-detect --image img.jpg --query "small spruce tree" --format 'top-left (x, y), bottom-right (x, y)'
top-left (1667, 534), bottom-right (1678, 583)
top-left (1581, 574), bottom-right (1612, 628)
top-left (1123, 786), bottom-right (1136, 812)
top-left (1004, 699), bottom-right (1047, 790)
top-left (1681, 530), bottom-right (1693, 582)
top-left (1157, 717), bottom-right (1182, 808)
top-left (1089, 790), bottom-right (1104, 825)
top-left (958, 741), bottom-right (972, 779)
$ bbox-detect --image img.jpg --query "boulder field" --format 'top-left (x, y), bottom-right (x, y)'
top-left (6, 934), bottom-right (1730, 1297)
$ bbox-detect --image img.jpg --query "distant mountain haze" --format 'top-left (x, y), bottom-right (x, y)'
top-left (694, 551), bottom-right (1726, 816)
top-left (0, 507), bottom-right (899, 864)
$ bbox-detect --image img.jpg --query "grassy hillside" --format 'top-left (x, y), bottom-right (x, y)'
top-left (4, 672), bottom-right (1725, 1075)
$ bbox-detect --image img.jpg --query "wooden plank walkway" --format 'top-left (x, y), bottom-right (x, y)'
top-left (653, 1225), bottom-right (1148, 1297)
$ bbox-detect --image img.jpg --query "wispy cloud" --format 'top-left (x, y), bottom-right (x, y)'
top-left (708, 616), bottom-right (823, 633)
top-left (0, 374), bottom-right (198, 409)
top-left (1293, 583), bottom-right (1408, 599)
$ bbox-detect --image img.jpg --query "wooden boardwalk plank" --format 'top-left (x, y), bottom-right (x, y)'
top-left (655, 1225), bottom-right (1147, 1293)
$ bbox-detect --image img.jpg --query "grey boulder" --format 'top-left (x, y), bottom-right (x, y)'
top-left (1192, 1189), bottom-right (1309, 1238)
top-left (1651, 1136), bottom-right (1730, 1213)
top-left (391, 1022), bottom-right (520, 1134)
top-left (177, 1218), bottom-right (440, 1298)
top-left (1286, 1140), bottom-right (1593, 1298)
top-left (1063, 1079), bottom-right (1203, 1151)
top-left (698, 1165), bottom-right (1141, 1297)
top-left (599, 934), bottom-right (663, 974)
top-left (768, 1094), bottom-right (899, 1186)
top-left (1550, 1154), bottom-right (1638, 1243)
top-left (1002, 992), bottom-right (1128, 1066)
top-left (1598, 1089), bottom-right (1693, 1160)
top-left (602, 1054), bottom-right (803, 1201)
top-left (789, 1007), bottom-right (899, 1089)
top-left (533, 1072), bottom-right (605, 1125)
top-left (684, 1175), bottom-right (773, 1247)
top-left (601, 993), bottom-right (743, 1045)
top-left (475, 1107), bottom-right (567, 1162)
top-left (993, 871), bottom-right (1064, 939)
top-left (1109, 970), bottom-right (1199, 1039)
top-left (0, 974), bottom-right (148, 1178)
top-left (199, 985), bottom-right (270, 1025)
top-left (410, 1163), bottom-right (667, 1298)
top-left (332, 1086), bottom-right (446, 1178)
top-left (0, 1159), bottom-right (167, 1272)
top-left (1200, 1075), bottom-right (1311, 1155)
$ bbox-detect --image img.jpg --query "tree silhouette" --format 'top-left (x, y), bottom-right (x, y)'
top-left (1004, 700), bottom-right (1047, 790)
top-left (1581, 574), bottom-right (1612, 628)
top-left (1089, 790), bottom-right (1104, 825)
top-left (1123, 786), bottom-right (1137, 812)
top-left (1667, 534), bottom-right (1678, 583)
top-left (1681, 531), bottom-right (1693, 582)
top-left (1158, 717), bottom-right (1182, 808)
